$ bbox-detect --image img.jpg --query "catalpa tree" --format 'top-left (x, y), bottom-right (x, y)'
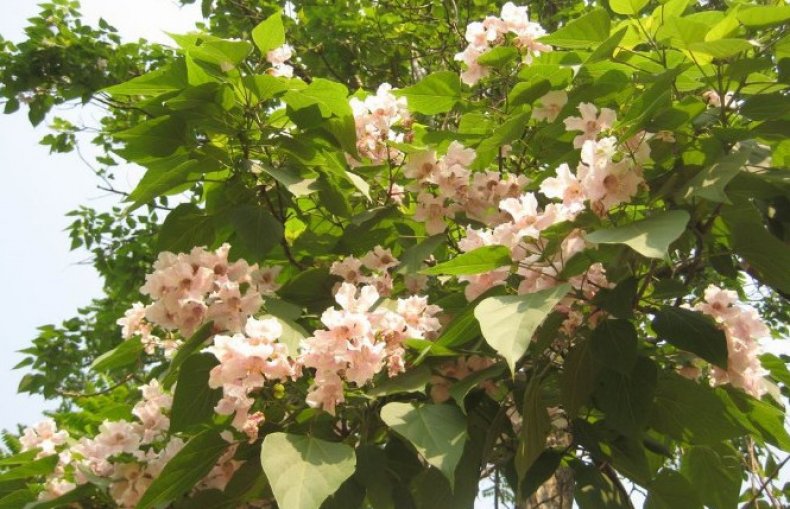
top-left (1, 0), bottom-right (790, 508)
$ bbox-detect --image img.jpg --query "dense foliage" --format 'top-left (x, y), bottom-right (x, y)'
top-left (2, 0), bottom-right (790, 508)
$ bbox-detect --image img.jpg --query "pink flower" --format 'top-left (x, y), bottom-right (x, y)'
top-left (414, 192), bottom-right (456, 235)
top-left (532, 90), bottom-right (568, 122)
top-left (563, 102), bottom-right (617, 148)
top-left (266, 44), bottom-right (294, 78)
top-left (20, 419), bottom-right (69, 458)
top-left (539, 163), bottom-right (585, 214)
top-left (361, 246), bottom-right (399, 271)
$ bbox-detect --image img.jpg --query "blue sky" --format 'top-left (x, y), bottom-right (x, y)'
top-left (0, 0), bottom-right (201, 430)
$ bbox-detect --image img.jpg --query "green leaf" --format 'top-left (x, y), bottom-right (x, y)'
top-left (540, 9), bottom-right (611, 49)
top-left (585, 210), bottom-right (690, 259)
top-left (169, 33), bottom-right (252, 68)
top-left (649, 372), bottom-right (746, 444)
top-left (723, 388), bottom-right (790, 451)
top-left (25, 484), bottom-right (98, 509)
top-left (91, 337), bottom-right (144, 372)
top-left (609, 0), bottom-right (648, 16)
top-left (114, 115), bottom-right (186, 160)
top-left (396, 71), bottom-right (461, 115)
top-left (277, 268), bottom-right (336, 312)
top-left (476, 47), bottom-right (519, 68)
top-left (157, 203), bottom-right (216, 253)
top-left (421, 245), bottom-right (511, 275)
top-left (397, 235), bottom-right (445, 274)
top-left (721, 199), bottom-right (790, 294)
top-left (266, 315), bottom-right (307, 356)
top-left (681, 147), bottom-right (750, 204)
top-left (128, 157), bottom-right (218, 212)
top-left (230, 204), bottom-right (284, 258)
top-left (515, 378), bottom-right (551, 480)
top-left (354, 446), bottom-right (394, 509)
top-left (741, 92), bottom-right (790, 121)
top-left (652, 307), bottom-right (728, 368)
top-left (380, 402), bottom-right (467, 486)
top-left (508, 80), bottom-right (551, 108)
top-left (572, 461), bottom-right (631, 508)
top-left (368, 364), bottom-right (431, 397)
top-left (252, 11), bottom-right (285, 55)
top-left (103, 62), bottom-right (188, 96)
top-left (0, 490), bottom-right (35, 509)
top-left (169, 353), bottom-right (223, 433)
top-left (645, 470), bottom-right (702, 509)
top-left (590, 319), bottom-right (638, 374)
top-left (0, 455), bottom-right (57, 482)
top-left (474, 284), bottom-right (571, 372)
top-left (136, 430), bottom-right (230, 509)
top-left (737, 5), bottom-right (790, 28)
top-left (260, 433), bottom-right (356, 509)
top-left (561, 341), bottom-right (600, 416)
top-left (687, 39), bottom-right (753, 59)
top-left (473, 112), bottom-right (530, 169)
top-left (680, 445), bottom-right (741, 509)
top-left (594, 357), bottom-right (657, 436)
top-left (592, 276), bottom-right (637, 319)
top-left (161, 322), bottom-right (215, 388)
top-left (448, 363), bottom-right (506, 411)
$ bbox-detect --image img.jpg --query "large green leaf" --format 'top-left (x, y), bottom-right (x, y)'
top-left (380, 402), bottom-right (467, 486)
top-left (585, 210), bottom-right (690, 259)
top-left (169, 353), bottom-right (222, 433)
top-left (737, 5), bottom-right (790, 27)
top-left (515, 378), bottom-right (551, 480)
top-left (230, 203), bottom-right (284, 258)
top-left (91, 337), bottom-right (144, 372)
top-left (540, 9), bottom-right (611, 48)
top-left (157, 203), bottom-right (216, 253)
top-left (252, 11), bottom-right (285, 54)
top-left (645, 470), bottom-right (702, 509)
top-left (652, 307), bottom-right (728, 368)
top-left (397, 235), bottom-right (445, 274)
top-left (0, 456), bottom-right (57, 482)
top-left (473, 112), bottom-right (530, 169)
top-left (609, 0), bottom-right (648, 16)
top-left (681, 146), bottom-right (750, 203)
top-left (368, 364), bottom-right (431, 397)
top-left (561, 341), bottom-right (600, 416)
top-left (680, 445), bottom-right (742, 509)
top-left (590, 319), bottom-right (638, 374)
top-left (421, 245), bottom-right (511, 275)
top-left (136, 430), bottom-right (229, 509)
top-left (572, 461), bottom-right (631, 508)
top-left (474, 284), bottom-right (570, 372)
top-left (649, 372), bottom-right (746, 444)
top-left (260, 433), bottom-right (356, 509)
top-left (114, 115), bottom-right (186, 160)
top-left (161, 321), bottom-right (215, 388)
top-left (594, 357), bottom-right (657, 436)
top-left (395, 71), bottom-right (461, 115)
top-left (103, 62), bottom-right (188, 96)
top-left (128, 157), bottom-right (219, 212)
top-left (721, 198), bottom-right (790, 294)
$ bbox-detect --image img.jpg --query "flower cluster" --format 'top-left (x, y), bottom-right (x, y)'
top-left (553, 104), bottom-right (649, 215)
top-left (22, 382), bottom-right (245, 507)
top-left (349, 83), bottom-right (410, 164)
top-left (124, 245), bottom-right (280, 347)
top-left (266, 44), bottom-right (294, 78)
top-left (204, 317), bottom-right (295, 440)
top-left (406, 141), bottom-right (529, 235)
top-left (330, 245), bottom-right (400, 296)
top-left (455, 2), bottom-right (551, 86)
top-left (694, 285), bottom-right (769, 398)
top-left (299, 283), bottom-right (442, 414)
